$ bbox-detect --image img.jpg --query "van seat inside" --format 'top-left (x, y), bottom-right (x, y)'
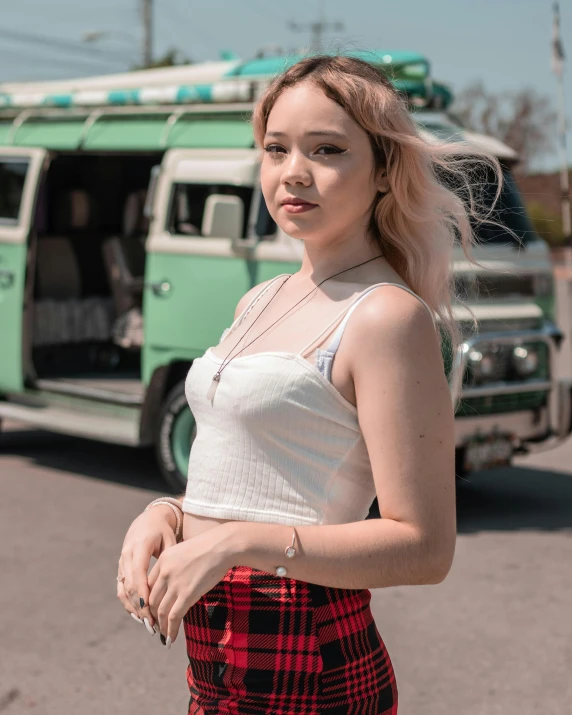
top-left (102, 189), bottom-right (147, 348)
top-left (34, 190), bottom-right (114, 347)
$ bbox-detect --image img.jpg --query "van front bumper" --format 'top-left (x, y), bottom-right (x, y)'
top-left (451, 323), bottom-right (572, 451)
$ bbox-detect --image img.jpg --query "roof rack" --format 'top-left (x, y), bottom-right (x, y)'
top-left (0, 50), bottom-right (454, 113)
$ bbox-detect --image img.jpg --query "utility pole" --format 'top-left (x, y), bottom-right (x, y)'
top-left (289, 0), bottom-right (344, 53)
top-left (141, 0), bottom-right (153, 68)
top-left (552, 3), bottom-right (571, 246)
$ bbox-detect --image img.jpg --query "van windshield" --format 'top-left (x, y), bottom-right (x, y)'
top-left (472, 167), bottom-right (536, 245)
top-left (0, 158), bottom-right (29, 224)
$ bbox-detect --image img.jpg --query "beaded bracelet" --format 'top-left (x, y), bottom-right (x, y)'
top-left (145, 498), bottom-right (183, 542)
top-left (275, 527), bottom-right (297, 577)
top-left (146, 496), bottom-right (184, 519)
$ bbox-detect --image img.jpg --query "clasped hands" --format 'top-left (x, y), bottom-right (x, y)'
top-left (117, 508), bottom-right (236, 647)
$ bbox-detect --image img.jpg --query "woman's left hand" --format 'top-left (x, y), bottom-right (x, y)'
top-left (147, 524), bottom-right (236, 645)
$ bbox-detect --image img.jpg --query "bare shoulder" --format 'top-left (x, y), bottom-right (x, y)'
top-left (348, 283), bottom-right (454, 467)
top-left (233, 278), bottom-right (281, 320)
top-left (348, 284), bottom-right (440, 358)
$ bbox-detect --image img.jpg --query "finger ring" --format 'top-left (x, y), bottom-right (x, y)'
top-left (117, 575), bottom-right (126, 583)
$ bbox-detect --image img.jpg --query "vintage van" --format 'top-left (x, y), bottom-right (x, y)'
top-left (0, 51), bottom-right (569, 490)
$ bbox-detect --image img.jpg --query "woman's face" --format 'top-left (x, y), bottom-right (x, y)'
top-left (260, 81), bottom-right (386, 246)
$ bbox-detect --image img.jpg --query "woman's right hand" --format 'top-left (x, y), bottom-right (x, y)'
top-left (117, 505), bottom-right (178, 633)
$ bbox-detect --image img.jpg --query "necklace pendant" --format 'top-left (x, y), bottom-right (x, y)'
top-left (206, 372), bottom-right (221, 403)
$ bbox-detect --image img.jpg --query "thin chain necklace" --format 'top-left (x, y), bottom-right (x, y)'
top-left (206, 254), bottom-right (383, 401)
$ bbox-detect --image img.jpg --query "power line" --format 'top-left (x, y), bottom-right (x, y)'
top-left (240, 0), bottom-right (290, 25)
top-left (0, 27), bottom-right (133, 64)
top-left (289, 0), bottom-right (345, 55)
top-left (161, 0), bottom-right (223, 50)
top-left (0, 46), bottom-right (125, 75)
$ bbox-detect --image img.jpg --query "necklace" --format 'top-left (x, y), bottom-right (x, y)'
top-left (206, 254), bottom-right (384, 402)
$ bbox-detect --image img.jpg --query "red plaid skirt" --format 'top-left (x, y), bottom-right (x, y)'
top-left (183, 565), bottom-right (398, 714)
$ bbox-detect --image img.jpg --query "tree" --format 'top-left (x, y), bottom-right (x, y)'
top-left (527, 201), bottom-right (565, 246)
top-left (451, 82), bottom-right (557, 174)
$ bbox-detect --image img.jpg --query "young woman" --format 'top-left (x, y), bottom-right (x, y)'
top-left (117, 55), bottom-right (495, 714)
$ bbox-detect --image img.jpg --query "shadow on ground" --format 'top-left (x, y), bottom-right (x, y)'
top-left (454, 465), bottom-right (572, 533)
top-left (1, 424), bottom-right (165, 492)
top-left (3, 424), bottom-right (572, 531)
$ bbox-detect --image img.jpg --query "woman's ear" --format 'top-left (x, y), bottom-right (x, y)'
top-left (377, 169), bottom-right (390, 194)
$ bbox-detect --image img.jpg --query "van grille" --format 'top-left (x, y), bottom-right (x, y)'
top-left (459, 317), bottom-right (542, 335)
top-left (456, 390), bottom-right (548, 416)
top-left (455, 274), bottom-right (535, 300)
top-left (462, 341), bottom-right (549, 387)
top-left (456, 340), bottom-right (550, 416)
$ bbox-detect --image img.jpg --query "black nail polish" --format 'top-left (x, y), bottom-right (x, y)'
top-left (160, 634), bottom-right (166, 646)
top-left (139, 597), bottom-right (145, 608)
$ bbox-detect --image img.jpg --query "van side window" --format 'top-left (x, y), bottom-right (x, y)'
top-left (438, 163), bottom-right (534, 246)
top-left (167, 183), bottom-right (253, 238)
top-left (0, 158), bottom-right (29, 225)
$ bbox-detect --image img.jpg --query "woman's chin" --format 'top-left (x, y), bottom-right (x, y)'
top-left (278, 217), bottom-right (324, 241)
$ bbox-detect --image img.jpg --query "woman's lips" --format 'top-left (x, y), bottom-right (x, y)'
top-left (281, 201), bottom-right (318, 214)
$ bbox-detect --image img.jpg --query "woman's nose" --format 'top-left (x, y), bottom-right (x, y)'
top-left (281, 150), bottom-right (312, 187)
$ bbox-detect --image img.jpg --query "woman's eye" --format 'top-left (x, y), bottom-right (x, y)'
top-left (315, 145), bottom-right (345, 155)
top-left (264, 144), bottom-right (285, 154)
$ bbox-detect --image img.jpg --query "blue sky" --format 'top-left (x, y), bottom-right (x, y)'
top-left (2, 0), bottom-right (570, 171)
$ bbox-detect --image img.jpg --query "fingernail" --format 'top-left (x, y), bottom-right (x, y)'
top-left (139, 597), bottom-right (145, 609)
top-left (131, 613), bottom-right (144, 625)
top-left (160, 634), bottom-right (166, 646)
top-left (152, 623), bottom-right (160, 634)
top-left (143, 618), bottom-right (155, 636)
top-left (166, 636), bottom-right (172, 649)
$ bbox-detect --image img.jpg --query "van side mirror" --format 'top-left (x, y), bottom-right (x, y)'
top-left (201, 194), bottom-right (244, 240)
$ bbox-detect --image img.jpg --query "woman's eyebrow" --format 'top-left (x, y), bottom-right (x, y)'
top-left (265, 130), bottom-right (348, 140)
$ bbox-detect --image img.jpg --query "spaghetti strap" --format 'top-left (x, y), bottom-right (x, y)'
top-left (298, 283), bottom-right (387, 357)
top-left (325, 282), bottom-right (436, 355)
top-left (218, 274), bottom-right (291, 344)
top-left (299, 282), bottom-right (436, 358)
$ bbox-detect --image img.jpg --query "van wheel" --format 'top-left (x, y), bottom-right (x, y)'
top-left (155, 381), bottom-right (196, 492)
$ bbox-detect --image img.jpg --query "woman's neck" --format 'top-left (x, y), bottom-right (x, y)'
top-left (298, 237), bottom-right (382, 284)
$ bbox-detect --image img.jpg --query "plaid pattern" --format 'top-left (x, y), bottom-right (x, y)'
top-left (184, 566), bottom-right (398, 714)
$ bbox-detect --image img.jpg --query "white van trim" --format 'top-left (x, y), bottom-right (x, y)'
top-left (0, 147), bottom-right (46, 244)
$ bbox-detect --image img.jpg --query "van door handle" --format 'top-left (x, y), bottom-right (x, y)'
top-left (0, 269), bottom-right (15, 288)
top-left (145, 280), bottom-right (172, 296)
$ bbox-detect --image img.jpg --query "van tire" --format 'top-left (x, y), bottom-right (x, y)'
top-left (155, 380), bottom-right (196, 493)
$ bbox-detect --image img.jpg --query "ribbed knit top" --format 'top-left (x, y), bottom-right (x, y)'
top-left (182, 278), bottom-right (435, 526)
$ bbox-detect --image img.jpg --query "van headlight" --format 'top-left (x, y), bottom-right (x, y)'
top-left (512, 346), bottom-right (539, 376)
top-left (468, 347), bottom-right (501, 382)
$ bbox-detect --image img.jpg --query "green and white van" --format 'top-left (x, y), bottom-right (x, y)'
top-left (0, 51), bottom-right (569, 490)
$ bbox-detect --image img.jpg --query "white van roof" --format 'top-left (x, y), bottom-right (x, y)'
top-left (0, 61), bottom-right (241, 96)
top-left (414, 112), bottom-right (518, 161)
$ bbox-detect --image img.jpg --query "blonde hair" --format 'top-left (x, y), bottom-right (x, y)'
top-left (252, 54), bottom-right (503, 371)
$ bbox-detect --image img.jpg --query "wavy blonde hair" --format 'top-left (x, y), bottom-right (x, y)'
top-left (252, 54), bottom-right (503, 371)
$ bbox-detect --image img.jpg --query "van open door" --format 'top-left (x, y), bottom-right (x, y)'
top-left (0, 147), bottom-right (47, 393)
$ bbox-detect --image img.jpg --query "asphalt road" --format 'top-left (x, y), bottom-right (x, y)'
top-left (1, 420), bottom-right (571, 715)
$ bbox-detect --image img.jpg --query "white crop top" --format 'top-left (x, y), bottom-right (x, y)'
top-left (182, 276), bottom-right (436, 526)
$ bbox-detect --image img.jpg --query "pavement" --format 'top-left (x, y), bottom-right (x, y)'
top-left (0, 420), bottom-right (571, 715)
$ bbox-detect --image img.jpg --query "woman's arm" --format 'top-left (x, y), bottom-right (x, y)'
top-left (221, 286), bottom-right (457, 589)
top-left (147, 287), bottom-right (457, 642)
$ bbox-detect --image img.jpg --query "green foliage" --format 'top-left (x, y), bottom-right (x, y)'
top-left (133, 48), bottom-right (191, 70)
top-left (526, 201), bottom-right (565, 246)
